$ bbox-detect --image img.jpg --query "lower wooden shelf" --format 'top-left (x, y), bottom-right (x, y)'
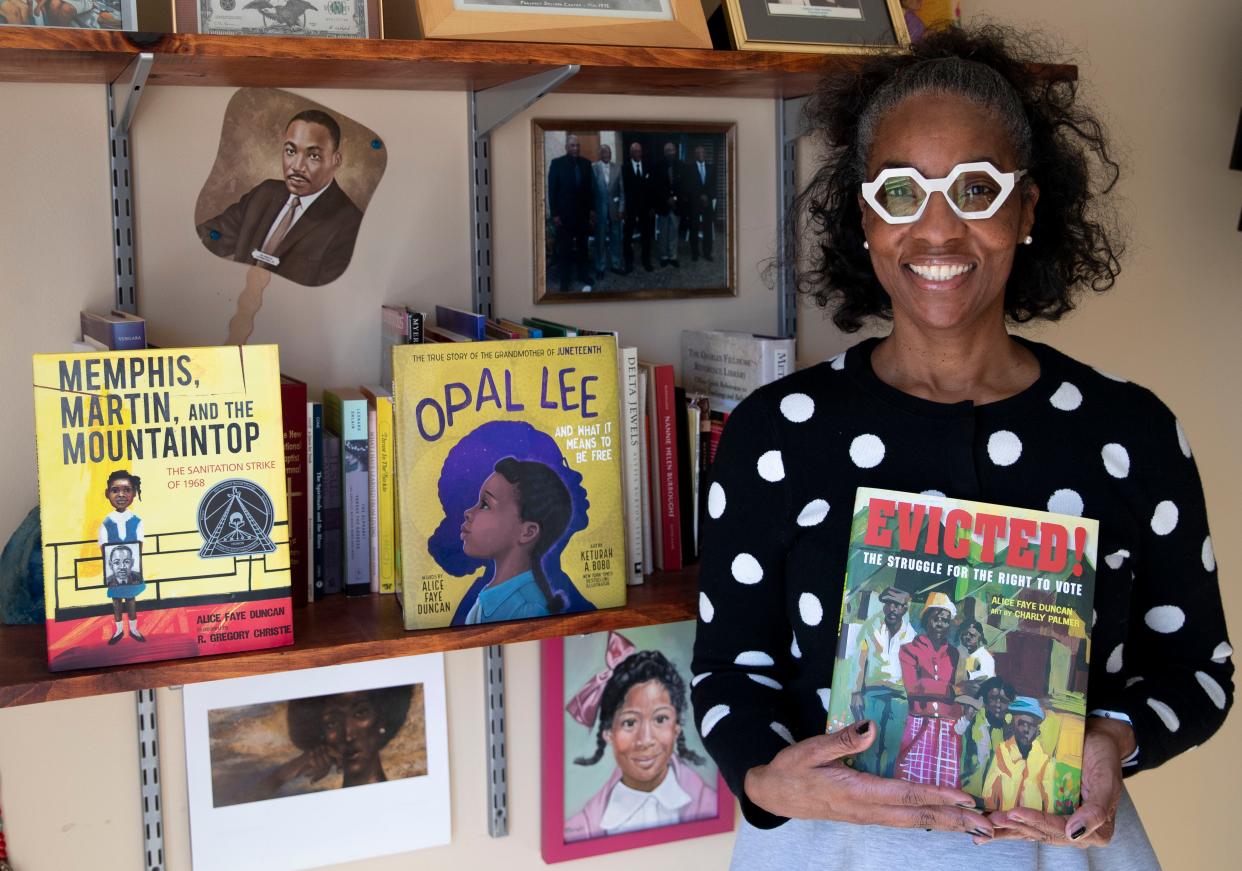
top-left (0, 567), bottom-right (697, 708)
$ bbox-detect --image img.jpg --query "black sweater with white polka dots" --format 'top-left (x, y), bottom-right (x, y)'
top-left (690, 336), bottom-right (1234, 829)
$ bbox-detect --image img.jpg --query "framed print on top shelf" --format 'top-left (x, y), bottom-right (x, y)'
top-left (720, 0), bottom-right (910, 53)
top-left (183, 654), bottom-right (450, 871)
top-left (534, 119), bottom-right (736, 303)
top-left (541, 623), bottom-right (734, 863)
top-left (174, 0), bottom-right (381, 37)
top-left (391, 0), bottom-right (711, 48)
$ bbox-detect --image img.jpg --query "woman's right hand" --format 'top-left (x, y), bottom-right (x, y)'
top-left (743, 720), bottom-right (993, 837)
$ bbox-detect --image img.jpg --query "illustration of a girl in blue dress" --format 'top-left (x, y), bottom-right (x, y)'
top-left (98, 469), bottom-right (146, 644)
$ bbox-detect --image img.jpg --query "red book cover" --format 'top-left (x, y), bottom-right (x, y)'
top-left (647, 362), bottom-right (682, 571)
top-left (280, 377), bottom-right (309, 608)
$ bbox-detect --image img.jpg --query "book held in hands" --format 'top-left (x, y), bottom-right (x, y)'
top-left (827, 487), bottom-right (1098, 814)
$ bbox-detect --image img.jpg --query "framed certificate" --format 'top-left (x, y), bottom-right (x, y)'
top-left (720, 0), bottom-right (909, 53)
top-left (175, 0), bottom-right (380, 38)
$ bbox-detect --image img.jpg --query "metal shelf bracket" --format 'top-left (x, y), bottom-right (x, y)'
top-left (136, 688), bottom-right (165, 871)
top-left (484, 644), bottom-right (509, 837)
top-left (107, 52), bottom-right (153, 314)
top-left (469, 65), bottom-right (580, 319)
top-left (775, 95), bottom-right (809, 340)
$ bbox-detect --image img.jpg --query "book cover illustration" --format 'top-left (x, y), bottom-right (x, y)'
top-left (393, 336), bottom-right (627, 630)
top-left (32, 345), bottom-right (294, 671)
top-left (826, 487), bottom-right (1098, 814)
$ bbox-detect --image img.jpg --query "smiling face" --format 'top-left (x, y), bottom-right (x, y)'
top-left (605, 679), bottom-right (680, 792)
top-left (629, 142), bottom-right (643, 162)
top-left (282, 119), bottom-right (341, 197)
top-left (861, 92), bottom-right (1037, 334)
top-left (320, 692), bottom-right (384, 781)
top-left (460, 472), bottom-right (537, 561)
top-left (105, 477), bottom-right (136, 511)
top-left (565, 134), bottom-right (581, 158)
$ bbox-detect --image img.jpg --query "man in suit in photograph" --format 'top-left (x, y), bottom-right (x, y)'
top-left (621, 141), bottom-right (655, 273)
top-left (653, 141), bottom-right (688, 268)
top-left (547, 134), bottom-right (595, 293)
top-left (592, 144), bottom-right (625, 279)
top-left (197, 109), bottom-right (363, 288)
top-left (687, 144), bottom-right (717, 262)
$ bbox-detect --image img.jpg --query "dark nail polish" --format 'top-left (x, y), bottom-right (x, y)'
top-left (971, 828), bottom-right (992, 839)
top-left (856, 721), bottom-right (871, 735)
top-left (1071, 826), bottom-right (1087, 840)
top-left (924, 828), bottom-right (933, 832)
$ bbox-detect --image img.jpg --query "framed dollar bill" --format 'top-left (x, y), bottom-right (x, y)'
top-left (174, 0), bottom-right (380, 38)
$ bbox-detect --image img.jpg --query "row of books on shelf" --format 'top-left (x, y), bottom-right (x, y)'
top-left (31, 306), bottom-right (790, 671)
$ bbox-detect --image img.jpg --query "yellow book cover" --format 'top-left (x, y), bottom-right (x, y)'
top-left (32, 345), bottom-right (294, 671)
top-left (393, 336), bottom-right (627, 629)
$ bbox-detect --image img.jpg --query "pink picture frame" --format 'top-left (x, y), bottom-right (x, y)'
top-left (540, 626), bottom-right (735, 863)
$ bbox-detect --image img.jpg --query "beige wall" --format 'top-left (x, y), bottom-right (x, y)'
top-left (2, 0), bottom-right (1241, 866)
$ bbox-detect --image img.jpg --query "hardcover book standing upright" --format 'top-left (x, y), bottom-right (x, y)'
top-left (32, 346), bottom-right (294, 671)
top-left (827, 488), bottom-right (1098, 814)
top-left (392, 336), bottom-right (627, 629)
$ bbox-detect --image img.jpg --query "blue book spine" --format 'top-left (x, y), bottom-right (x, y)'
top-left (310, 402), bottom-right (325, 600)
top-left (339, 395), bottom-right (372, 596)
top-left (109, 321), bottom-right (146, 350)
top-left (434, 304), bottom-right (486, 340)
top-left (322, 432), bottom-right (342, 596)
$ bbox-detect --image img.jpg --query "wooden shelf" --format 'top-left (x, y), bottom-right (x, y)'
top-left (0, 568), bottom-right (697, 708)
top-left (0, 28), bottom-right (1075, 97)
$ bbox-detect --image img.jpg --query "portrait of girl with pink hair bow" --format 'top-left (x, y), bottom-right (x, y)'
top-left (561, 626), bottom-right (719, 844)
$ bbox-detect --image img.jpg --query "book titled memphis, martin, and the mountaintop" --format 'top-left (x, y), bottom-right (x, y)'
top-left (32, 346), bottom-right (294, 671)
top-left (827, 487), bottom-right (1098, 814)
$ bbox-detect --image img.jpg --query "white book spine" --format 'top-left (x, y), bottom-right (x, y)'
top-left (619, 347), bottom-right (644, 585)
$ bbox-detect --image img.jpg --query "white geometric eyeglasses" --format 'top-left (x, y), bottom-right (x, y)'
top-left (861, 161), bottom-right (1027, 224)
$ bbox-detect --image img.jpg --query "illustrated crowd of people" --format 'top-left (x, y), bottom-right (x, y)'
top-left (546, 135), bottom-right (719, 293)
top-left (851, 586), bottom-right (1062, 811)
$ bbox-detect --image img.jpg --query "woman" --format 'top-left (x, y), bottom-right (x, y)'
top-left (565, 634), bottom-right (717, 842)
top-left (284, 686), bottom-right (413, 789)
top-left (461, 456), bottom-right (572, 624)
top-left (98, 469), bottom-right (146, 644)
top-left (691, 25), bottom-right (1232, 869)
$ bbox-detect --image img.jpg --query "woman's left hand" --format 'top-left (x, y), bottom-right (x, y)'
top-left (976, 717), bottom-right (1135, 847)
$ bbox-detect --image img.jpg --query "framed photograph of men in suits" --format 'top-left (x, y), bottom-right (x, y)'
top-left (194, 87), bottom-right (388, 289)
top-left (720, 0), bottom-right (910, 53)
top-left (533, 120), bottom-right (736, 303)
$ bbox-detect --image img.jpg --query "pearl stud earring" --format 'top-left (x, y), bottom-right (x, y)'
top-left (1023, 235), bottom-right (1033, 245)
top-left (863, 241), bottom-right (870, 250)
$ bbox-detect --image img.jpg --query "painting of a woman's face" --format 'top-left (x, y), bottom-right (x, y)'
top-left (320, 692), bottom-right (385, 782)
top-left (460, 472), bottom-right (535, 560)
top-left (604, 679), bottom-right (680, 792)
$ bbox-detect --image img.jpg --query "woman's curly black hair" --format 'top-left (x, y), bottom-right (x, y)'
top-left (574, 649), bottom-right (706, 767)
top-left (794, 23), bottom-right (1123, 332)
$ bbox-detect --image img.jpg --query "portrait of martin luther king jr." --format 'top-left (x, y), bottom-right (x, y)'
top-left (197, 106), bottom-right (372, 288)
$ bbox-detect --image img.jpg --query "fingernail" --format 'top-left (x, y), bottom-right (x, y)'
top-left (924, 828), bottom-right (933, 832)
top-left (856, 721), bottom-right (871, 735)
top-left (957, 800), bottom-right (976, 809)
top-left (971, 828), bottom-right (992, 839)
top-left (1071, 826), bottom-right (1087, 840)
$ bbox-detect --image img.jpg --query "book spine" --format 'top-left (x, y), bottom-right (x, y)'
top-left (280, 381), bottom-right (309, 608)
top-left (638, 370), bottom-right (653, 575)
top-left (674, 386), bottom-right (695, 564)
top-left (643, 367), bottom-right (664, 571)
top-left (434, 304), bottom-right (486, 340)
top-left (381, 305), bottom-right (406, 388)
top-left (108, 321), bottom-right (146, 351)
top-left (406, 309), bottom-right (425, 344)
top-left (321, 431), bottom-right (342, 595)
top-left (341, 398), bottom-right (371, 595)
top-left (376, 395), bottom-right (396, 594)
top-left (310, 401), bottom-right (324, 600)
top-left (620, 348), bottom-right (644, 585)
top-left (653, 366), bottom-right (682, 571)
top-left (367, 404), bottom-right (379, 593)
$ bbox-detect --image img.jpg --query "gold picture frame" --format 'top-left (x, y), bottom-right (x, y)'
top-left (532, 119), bottom-right (737, 304)
top-left (721, 0), bottom-right (910, 53)
top-left (392, 0), bottom-right (711, 48)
